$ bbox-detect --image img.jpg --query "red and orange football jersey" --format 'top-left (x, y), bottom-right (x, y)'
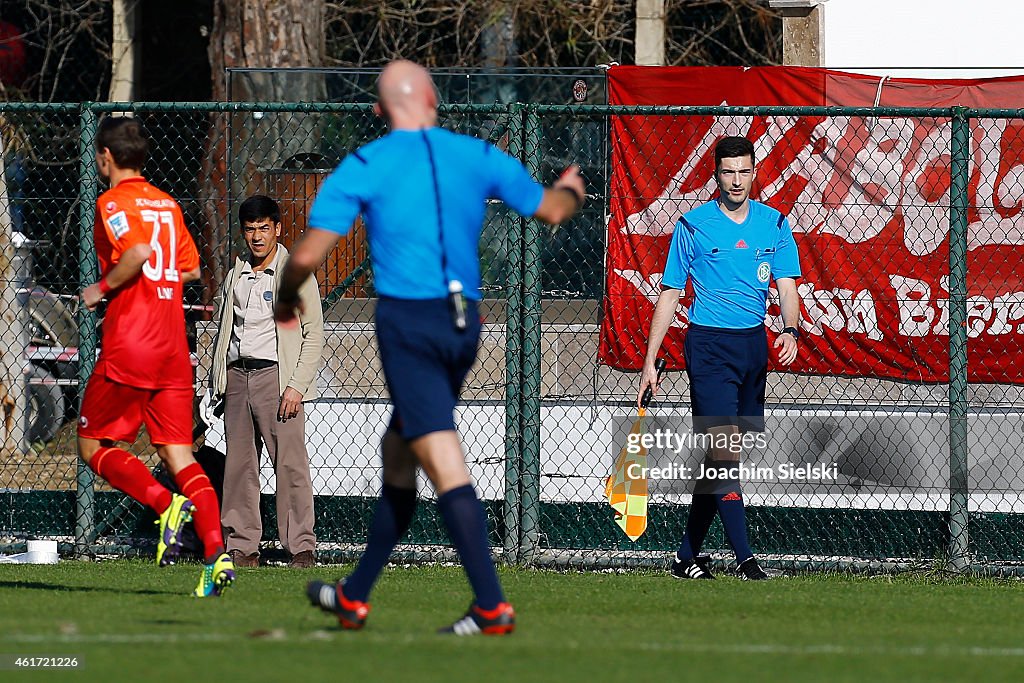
top-left (93, 177), bottom-right (199, 390)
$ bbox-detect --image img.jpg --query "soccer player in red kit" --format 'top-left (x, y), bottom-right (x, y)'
top-left (77, 116), bottom-right (235, 597)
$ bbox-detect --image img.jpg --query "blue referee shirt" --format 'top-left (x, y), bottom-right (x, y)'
top-left (309, 127), bottom-right (545, 300)
top-left (662, 199), bottom-right (802, 328)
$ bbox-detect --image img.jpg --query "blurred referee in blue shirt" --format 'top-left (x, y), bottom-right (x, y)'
top-left (275, 60), bottom-right (585, 635)
top-left (638, 136), bottom-right (802, 582)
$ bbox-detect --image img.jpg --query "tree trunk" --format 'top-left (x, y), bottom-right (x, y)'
top-left (0, 135), bottom-right (27, 452)
top-left (201, 0), bottom-right (326, 299)
top-left (108, 0), bottom-right (140, 101)
top-left (481, 2), bottom-right (517, 68)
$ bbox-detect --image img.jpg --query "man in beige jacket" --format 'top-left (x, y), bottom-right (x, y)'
top-left (210, 195), bottom-right (324, 568)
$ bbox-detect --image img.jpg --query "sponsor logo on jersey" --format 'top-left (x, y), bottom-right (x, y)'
top-left (135, 197), bottom-right (176, 208)
top-left (106, 211), bottom-right (130, 239)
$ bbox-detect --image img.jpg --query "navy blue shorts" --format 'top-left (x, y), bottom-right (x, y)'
top-left (683, 323), bottom-right (768, 432)
top-left (375, 295), bottom-right (481, 440)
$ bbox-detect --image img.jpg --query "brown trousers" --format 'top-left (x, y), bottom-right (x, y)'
top-left (221, 365), bottom-right (316, 555)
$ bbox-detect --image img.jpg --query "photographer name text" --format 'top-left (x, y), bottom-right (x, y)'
top-left (625, 462), bottom-right (839, 481)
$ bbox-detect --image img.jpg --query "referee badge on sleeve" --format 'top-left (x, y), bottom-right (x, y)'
top-left (757, 261), bottom-right (771, 283)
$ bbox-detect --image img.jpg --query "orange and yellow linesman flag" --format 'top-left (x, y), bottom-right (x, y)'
top-left (606, 358), bottom-right (666, 541)
top-left (605, 407), bottom-right (650, 540)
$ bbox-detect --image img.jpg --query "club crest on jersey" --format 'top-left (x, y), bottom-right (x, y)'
top-left (105, 201), bottom-right (118, 213)
top-left (757, 261), bottom-right (771, 283)
top-left (106, 210), bottom-right (130, 239)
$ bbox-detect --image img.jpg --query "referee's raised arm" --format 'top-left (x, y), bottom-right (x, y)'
top-left (535, 165), bottom-right (586, 224)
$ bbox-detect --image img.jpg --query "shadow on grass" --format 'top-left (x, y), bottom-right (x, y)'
top-left (0, 580), bottom-right (176, 596)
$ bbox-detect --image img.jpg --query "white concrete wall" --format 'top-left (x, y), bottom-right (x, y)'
top-left (823, 0), bottom-right (1024, 79)
top-left (204, 403), bottom-right (1024, 512)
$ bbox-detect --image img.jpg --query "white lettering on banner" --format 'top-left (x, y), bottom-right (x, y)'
top-left (622, 111), bottom-right (1024, 256)
top-left (758, 116), bottom-right (902, 245)
top-left (889, 275), bottom-right (1024, 337)
top-left (615, 269), bottom-right (1024, 340)
top-left (990, 291), bottom-right (1024, 334)
top-left (888, 275), bottom-right (934, 337)
top-left (613, 270), bottom-right (885, 339)
top-left (817, 286), bottom-right (880, 340)
top-left (767, 283), bottom-right (883, 340)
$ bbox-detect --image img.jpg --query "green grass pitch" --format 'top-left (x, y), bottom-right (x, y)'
top-left (2, 561), bottom-right (1024, 682)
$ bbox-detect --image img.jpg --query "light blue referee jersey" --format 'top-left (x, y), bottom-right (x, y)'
top-left (308, 127), bottom-right (544, 301)
top-left (662, 199), bottom-right (802, 328)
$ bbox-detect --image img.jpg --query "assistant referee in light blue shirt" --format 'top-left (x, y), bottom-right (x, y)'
top-left (638, 136), bottom-right (802, 582)
top-left (275, 60), bottom-right (585, 635)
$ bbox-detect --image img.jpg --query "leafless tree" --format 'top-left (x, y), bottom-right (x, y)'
top-left (666, 0), bottom-right (781, 66)
top-left (325, 1), bottom-right (634, 68)
top-left (324, 0), bottom-right (780, 69)
top-left (1, 1), bottom-right (111, 102)
top-left (0, 0), bottom-right (782, 103)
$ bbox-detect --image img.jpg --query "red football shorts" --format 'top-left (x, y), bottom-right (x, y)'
top-left (78, 370), bottom-right (192, 446)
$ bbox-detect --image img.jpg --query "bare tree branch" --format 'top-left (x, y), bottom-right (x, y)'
top-left (323, 1), bottom-right (780, 70)
top-left (665, 0), bottom-right (782, 67)
top-left (4, 1), bottom-right (111, 103)
top-left (0, 1), bottom-right (781, 101)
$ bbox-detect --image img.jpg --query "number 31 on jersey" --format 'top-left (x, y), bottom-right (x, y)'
top-left (140, 209), bottom-right (180, 285)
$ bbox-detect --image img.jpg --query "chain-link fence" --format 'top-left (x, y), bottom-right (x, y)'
top-left (1, 101), bottom-right (1022, 573)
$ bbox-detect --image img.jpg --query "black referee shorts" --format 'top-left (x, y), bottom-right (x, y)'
top-left (375, 295), bottom-right (481, 440)
top-left (683, 322), bottom-right (768, 433)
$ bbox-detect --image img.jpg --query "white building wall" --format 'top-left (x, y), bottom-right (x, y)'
top-left (823, 0), bottom-right (1024, 79)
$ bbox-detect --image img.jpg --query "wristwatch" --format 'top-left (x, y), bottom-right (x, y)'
top-left (781, 326), bottom-right (800, 340)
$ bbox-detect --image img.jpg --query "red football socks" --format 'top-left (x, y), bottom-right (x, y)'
top-left (88, 447), bottom-right (172, 514)
top-left (174, 463), bottom-right (225, 563)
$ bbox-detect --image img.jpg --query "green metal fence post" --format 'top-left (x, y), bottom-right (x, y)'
top-left (948, 106), bottom-right (970, 571)
top-left (520, 105), bottom-right (543, 563)
top-left (503, 104), bottom-right (524, 562)
top-left (74, 105), bottom-right (100, 558)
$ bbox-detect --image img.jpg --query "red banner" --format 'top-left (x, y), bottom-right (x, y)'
top-left (599, 66), bottom-right (1024, 383)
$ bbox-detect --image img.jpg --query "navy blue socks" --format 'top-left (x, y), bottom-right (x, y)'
top-left (676, 493), bottom-right (718, 562)
top-left (715, 474), bottom-right (753, 564)
top-left (344, 483), bottom-right (418, 602)
top-left (677, 459), bottom-right (754, 564)
top-left (437, 483), bottom-right (504, 611)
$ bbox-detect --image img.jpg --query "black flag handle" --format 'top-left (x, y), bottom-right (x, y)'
top-left (640, 358), bottom-right (668, 409)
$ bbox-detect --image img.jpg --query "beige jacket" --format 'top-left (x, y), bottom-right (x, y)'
top-left (210, 244), bottom-right (324, 401)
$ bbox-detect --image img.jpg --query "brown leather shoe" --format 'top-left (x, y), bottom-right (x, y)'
top-left (289, 550), bottom-right (315, 568)
top-left (229, 550), bottom-right (259, 568)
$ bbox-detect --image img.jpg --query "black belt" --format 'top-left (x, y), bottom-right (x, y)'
top-left (229, 358), bottom-right (277, 371)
